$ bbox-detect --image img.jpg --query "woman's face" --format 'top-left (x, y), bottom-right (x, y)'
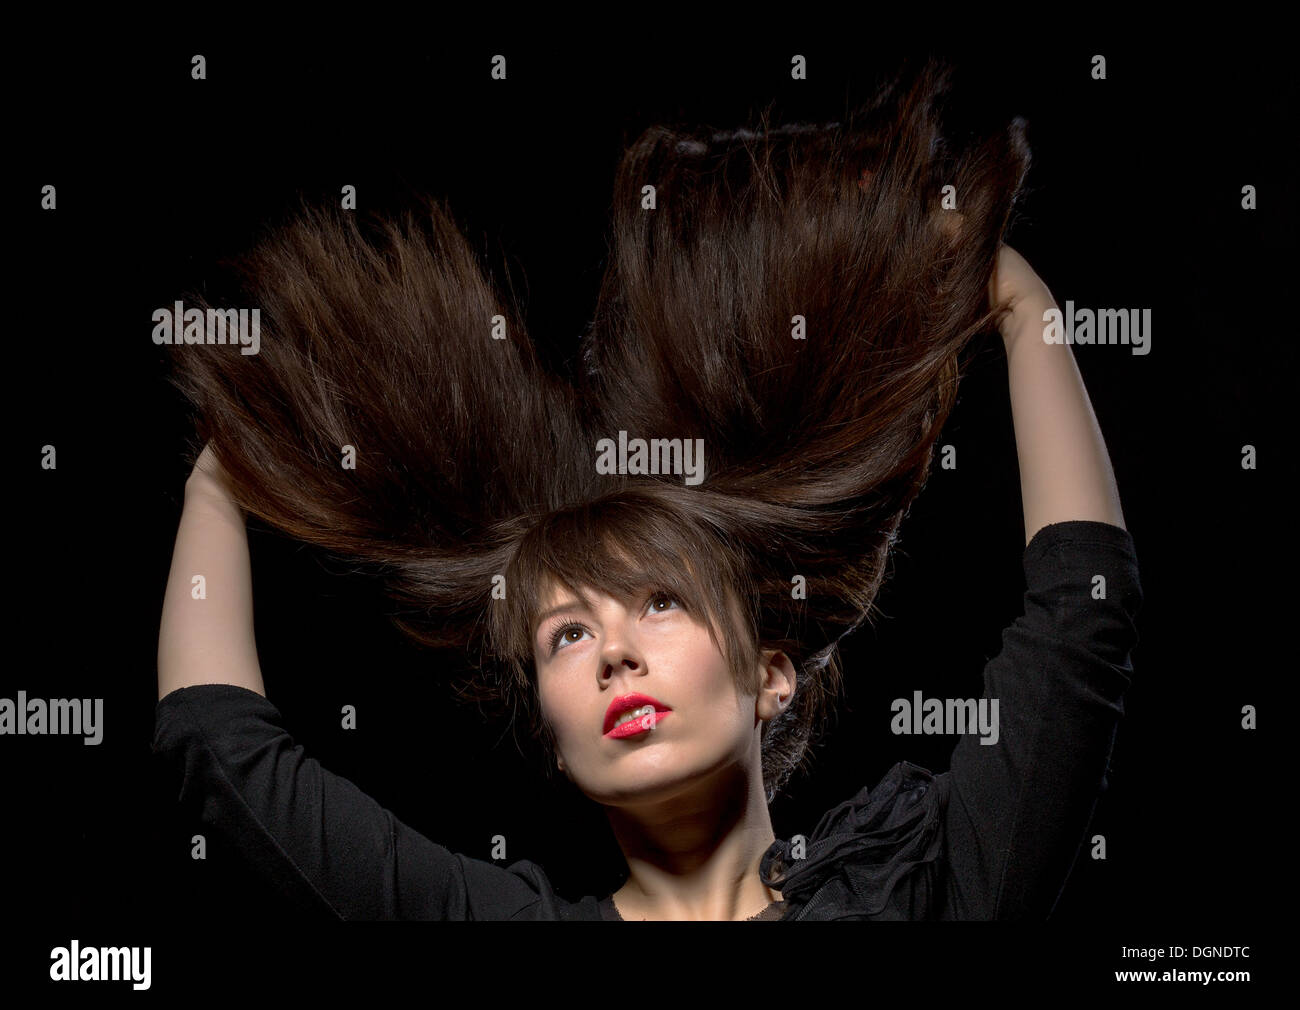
top-left (531, 579), bottom-right (788, 807)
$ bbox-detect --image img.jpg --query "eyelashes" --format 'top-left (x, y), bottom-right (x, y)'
top-left (543, 591), bottom-right (682, 655)
top-left (546, 622), bottom-right (585, 654)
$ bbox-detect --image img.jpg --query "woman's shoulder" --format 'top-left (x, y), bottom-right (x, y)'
top-left (762, 761), bottom-right (949, 920)
top-left (153, 683), bottom-right (609, 921)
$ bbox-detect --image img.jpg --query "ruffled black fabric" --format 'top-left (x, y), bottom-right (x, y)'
top-left (760, 761), bottom-right (945, 917)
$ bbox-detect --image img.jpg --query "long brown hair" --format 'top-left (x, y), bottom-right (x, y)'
top-left (166, 56), bottom-right (1029, 802)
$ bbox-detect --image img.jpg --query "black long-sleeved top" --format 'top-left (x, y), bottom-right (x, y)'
top-left (152, 519), bottom-right (1141, 920)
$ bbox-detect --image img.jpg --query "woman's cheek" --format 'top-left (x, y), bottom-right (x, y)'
top-left (541, 672), bottom-right (589, 754)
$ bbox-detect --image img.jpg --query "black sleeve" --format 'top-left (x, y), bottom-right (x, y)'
top-left (938, 519), bottom-right (1142, 919)
top-left (151, 683), bottom-right (575, 920)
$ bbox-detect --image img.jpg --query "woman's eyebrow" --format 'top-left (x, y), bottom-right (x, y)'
top-left (533, 598), bottom-right (590, 633)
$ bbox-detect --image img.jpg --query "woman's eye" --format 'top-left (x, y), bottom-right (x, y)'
top-left (550, 624), bottom-right (590, 653)
top-left (547, 594), bottom-right (680, 654)
top-left (648, 592), bottom-right (681, 614)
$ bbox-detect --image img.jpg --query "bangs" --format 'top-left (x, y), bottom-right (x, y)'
top-left (488, 488), bottom-right (759, 691)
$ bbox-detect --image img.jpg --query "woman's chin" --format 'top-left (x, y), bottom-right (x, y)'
top-left (583, 764), bottom-right (704, 810)
top-left (584, 752), bottom-right (745, 811)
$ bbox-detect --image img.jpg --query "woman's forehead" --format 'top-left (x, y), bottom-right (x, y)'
top-left (524, 538), bottom-right (715, 618)
top-left (536, 577), bottom-right (627, 611)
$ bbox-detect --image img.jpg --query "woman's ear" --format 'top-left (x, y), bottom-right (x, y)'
top-left (755, 649), bottom-right (797, 723)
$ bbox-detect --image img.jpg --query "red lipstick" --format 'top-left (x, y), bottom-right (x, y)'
top-left (603, 693), bottom-right (671, 738)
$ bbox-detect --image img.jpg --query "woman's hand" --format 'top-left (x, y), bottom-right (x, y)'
top-left (989, 245), bottom-right (1055, 353)
top-left (186, 441), bottom-right (237, 506)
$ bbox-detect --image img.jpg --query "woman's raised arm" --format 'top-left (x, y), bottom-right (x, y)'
top-left (152, 444), bottom-right (582, 919)
top-left (992, 246), bottom-right (1128, 545)
top-left (929, 248), bottom-right (1142, 919)
top-left (157, 443), bottom-right (266, 701)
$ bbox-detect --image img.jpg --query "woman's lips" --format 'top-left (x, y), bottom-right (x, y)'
top-left (605, 709), bottom-right (670, 739)
top-left (603, 693), bottom-right (670, 734)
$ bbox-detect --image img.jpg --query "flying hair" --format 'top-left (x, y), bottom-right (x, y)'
top-left (166, 56), bottom-right (1031, 802)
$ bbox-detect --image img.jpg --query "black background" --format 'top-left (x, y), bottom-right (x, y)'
top-left (9, 32), bottom-right (1288, 991)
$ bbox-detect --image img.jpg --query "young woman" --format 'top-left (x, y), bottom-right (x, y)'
top-left (154, 59), bottom-right (1141, 921)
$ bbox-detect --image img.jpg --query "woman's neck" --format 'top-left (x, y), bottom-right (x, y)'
top-left (603, 762), bottom-right (782, 921)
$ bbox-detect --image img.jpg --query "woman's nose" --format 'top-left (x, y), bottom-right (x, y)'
top-left (600, 656), bottom-right (640, 680)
